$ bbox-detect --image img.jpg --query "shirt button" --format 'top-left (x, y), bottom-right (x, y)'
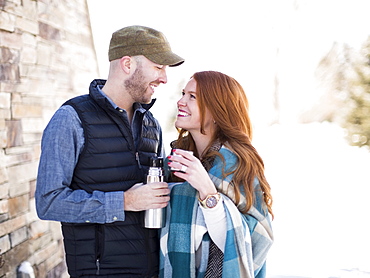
top-left (113, 216), bottom-right (118, 221)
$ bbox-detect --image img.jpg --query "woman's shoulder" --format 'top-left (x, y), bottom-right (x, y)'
top-left (218, 145), bottom-right (237, 162)
top-left (210, 145), bottom-right (238, 176)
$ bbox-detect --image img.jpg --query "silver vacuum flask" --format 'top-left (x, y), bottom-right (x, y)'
top-left (144, 157), bottom-right (166, 228)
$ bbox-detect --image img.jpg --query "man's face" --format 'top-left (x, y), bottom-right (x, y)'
top-left (124, 56), bottom-right (168, 104)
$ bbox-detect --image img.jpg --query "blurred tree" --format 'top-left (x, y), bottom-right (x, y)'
top-left (304, 42), bottom-right (350, 124)
top-left (343, 37), bottom-right (370, 148)
top-left (311, 37), bottom-right (370, 149)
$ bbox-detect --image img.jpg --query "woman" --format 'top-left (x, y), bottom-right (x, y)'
top-left (160, 71), bottom-right (274, 278)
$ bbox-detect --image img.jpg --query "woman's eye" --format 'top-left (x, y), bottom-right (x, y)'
top-left (190, 94), bottom-right (196, 99)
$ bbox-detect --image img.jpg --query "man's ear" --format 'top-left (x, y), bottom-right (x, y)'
top-left (119, 56), bottom-right (132, 74)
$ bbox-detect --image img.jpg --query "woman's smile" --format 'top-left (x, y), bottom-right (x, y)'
top-left (177, 109), bottom-right (190, 117)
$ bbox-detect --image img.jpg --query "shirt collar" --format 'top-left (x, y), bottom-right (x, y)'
top-left (97, 85), bottom-right (118, 110)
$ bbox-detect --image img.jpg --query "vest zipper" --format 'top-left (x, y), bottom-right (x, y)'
top-left (95, 224), bottom-right (103, 275)
top-left (96, 258), bottom-right (100, 275)
top-left (135, 152), bottom-right (142, 169)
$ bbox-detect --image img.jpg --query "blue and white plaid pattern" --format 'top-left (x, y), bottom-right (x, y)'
top-left (160, 147), bottom-right (274, 278)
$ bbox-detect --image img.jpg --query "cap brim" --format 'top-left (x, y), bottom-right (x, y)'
top-left (145, 52), bottom-right (184, 67)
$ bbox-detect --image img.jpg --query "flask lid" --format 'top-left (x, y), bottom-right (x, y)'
top-left (149, 157), bottom-right (163, 168)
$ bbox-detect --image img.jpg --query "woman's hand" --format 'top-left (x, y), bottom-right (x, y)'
top-left (168, 149), bottom-right (217, 200)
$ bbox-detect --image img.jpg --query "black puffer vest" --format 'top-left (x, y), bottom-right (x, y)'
top-left (61, 79), bottom-right (162, 277)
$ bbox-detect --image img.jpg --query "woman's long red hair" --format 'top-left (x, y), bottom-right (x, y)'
top-left (175, 71), bottom-right (273, 218)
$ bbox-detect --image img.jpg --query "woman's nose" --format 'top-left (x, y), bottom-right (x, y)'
top-left (177, 96), bottom-right (186, 107)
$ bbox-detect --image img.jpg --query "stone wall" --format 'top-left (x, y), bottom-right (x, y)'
top-left (0, 0), bottom-right (98, 277)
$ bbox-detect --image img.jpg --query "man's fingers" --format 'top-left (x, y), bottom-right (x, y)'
top-left (148, 182), bottom-right (168, 189)
top-left (130, 182), bottom-right (144, 190)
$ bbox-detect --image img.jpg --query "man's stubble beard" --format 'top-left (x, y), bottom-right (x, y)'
top-left (124, 64), bottom-right (151, 104)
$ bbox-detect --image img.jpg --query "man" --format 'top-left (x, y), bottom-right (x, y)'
top-left (35, 25), bottom-right (184, 277)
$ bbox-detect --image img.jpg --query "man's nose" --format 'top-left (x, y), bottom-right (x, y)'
top-left (158, 70), bottom-right (168, 84)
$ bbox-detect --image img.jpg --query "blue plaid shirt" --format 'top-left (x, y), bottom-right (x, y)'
top-left (35, 86), bottom-right (164, 224)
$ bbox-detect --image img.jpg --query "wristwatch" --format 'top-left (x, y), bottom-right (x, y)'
top-left (198, 193), bottom-right (220, 209)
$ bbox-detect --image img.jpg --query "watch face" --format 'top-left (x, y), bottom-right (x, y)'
top-left (206, 196), bottom-right (217, 208)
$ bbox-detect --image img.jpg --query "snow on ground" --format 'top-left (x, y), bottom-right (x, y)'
top-left (253, 122), bottom-right (370, 278)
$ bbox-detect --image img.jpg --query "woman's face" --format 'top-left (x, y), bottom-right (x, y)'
top-left (175, 78), bottom-right (214, 135)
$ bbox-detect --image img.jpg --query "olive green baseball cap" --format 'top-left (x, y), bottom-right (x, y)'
top-left (108, 25), bottom-right (184, 67)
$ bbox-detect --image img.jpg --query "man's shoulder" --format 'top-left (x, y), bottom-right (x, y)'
top-left (63, 94), bottom-right (101, 115)
top-left (50, 104), bottom-right (81, 125)
top-left (63, 94), bottom-right (90, 106)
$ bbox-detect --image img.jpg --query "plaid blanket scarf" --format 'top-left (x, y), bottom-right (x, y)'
top-left (159, 147), bottom-right (273, 278)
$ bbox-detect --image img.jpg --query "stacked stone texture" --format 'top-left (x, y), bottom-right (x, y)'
top-left (0, 0), bottom-right (98, 277)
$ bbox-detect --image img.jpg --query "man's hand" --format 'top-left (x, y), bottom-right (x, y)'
top-left (124, 182), bottom-right (170, 211)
